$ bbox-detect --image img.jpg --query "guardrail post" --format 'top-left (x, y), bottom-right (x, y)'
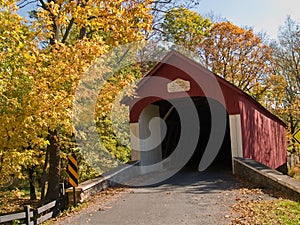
top-left (59, 182), bottom-right (66, 210)
top-left (24, 205), bottom-right (30, 225)
top-left (60, 183), bottom-right (65, 196)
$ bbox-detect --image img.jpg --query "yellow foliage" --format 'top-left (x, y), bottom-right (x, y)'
top-left (0, 0), bottom-right (153, 185)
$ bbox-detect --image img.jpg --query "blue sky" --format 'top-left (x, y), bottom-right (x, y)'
top-left (18, 0), bottom-right (300, 40)
top-left (196, 0), bottom-right (300, 39)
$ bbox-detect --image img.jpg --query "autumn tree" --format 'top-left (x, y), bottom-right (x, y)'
top-left (96, 65), bottom-right (143, 163)
top-left (0, 0), bottom-right (153, 202)
top-left (34, 0), bottom-right (152, 202)
top-left (0, 10), bottom-right (46, 188)
top-left (161, 7), bottom-right (211, 50)
top-left (150, 0), bottom-right (201, 40)
top-left (270, 16), bottom-right (300, 152)
top-left (161, 8), bottom-right (275, 101)
top-left (198, 21), bottom-right (277, 100)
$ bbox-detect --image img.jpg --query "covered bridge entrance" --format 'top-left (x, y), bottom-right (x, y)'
top-left (123, 51), bottom-right (286, 174)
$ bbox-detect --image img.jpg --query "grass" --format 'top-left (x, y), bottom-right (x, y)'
top-left (275, 200), bottom-right (300, 224)
top-left (232, 198), bottom-right (300, 224)
top-left (253, 199), bottom-right (300, 224)
top-left (2, 173), bottom-right (300, 225)
top-left (289, 164), bottom-right (300, 181)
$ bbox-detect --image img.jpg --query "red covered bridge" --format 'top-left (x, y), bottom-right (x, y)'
top-left (122, 50), bottom-right (287, 173)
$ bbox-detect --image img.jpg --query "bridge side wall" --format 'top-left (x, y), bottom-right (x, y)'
top-left (239, 95), bottom-right (287, 169)
top-left (234, 158), bottom-right (300, 200)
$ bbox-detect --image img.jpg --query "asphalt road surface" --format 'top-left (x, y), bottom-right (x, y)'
top-left (55, 168), bottom-right (254, 225)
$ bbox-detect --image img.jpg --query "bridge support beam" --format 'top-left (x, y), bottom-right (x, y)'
top-left (229, 114), bottom-right (243, 173)
top-left (130, 104), bottom-right (163, 174)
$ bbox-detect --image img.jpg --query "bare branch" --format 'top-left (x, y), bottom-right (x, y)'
top-left (62, 18), bottom-right (74, 43)
top-left (38, 0), bottom-right (48, 10)
top-left (17, 0), bottom-right (38, 9)
top-left (151, 8), bottom-right (169, 14)
top-left (152, 0), bottom-right (172, 4)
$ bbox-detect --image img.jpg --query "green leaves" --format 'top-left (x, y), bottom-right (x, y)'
top-left (162, 7), bottom-right (211, 49)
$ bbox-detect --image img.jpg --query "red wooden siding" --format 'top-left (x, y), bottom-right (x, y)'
top-left (127, 53), bottom-right (241, 122)
top-left (239, 95), bottom-right (286, 169)
top-left (123, 50), bottom-right (287, 169)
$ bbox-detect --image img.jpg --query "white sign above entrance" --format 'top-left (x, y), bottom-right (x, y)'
top-left (167, 78), bottom-right (190, 93)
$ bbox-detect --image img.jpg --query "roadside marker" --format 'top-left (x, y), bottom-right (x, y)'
top-left (67, 154), bottom-right (78, 206)
top-left (293, 128), bottom-right (300, 144)
top-left (68, 154), bottom-right (78, 187)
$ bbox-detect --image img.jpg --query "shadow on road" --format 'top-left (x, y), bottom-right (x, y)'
top-left (126, 167), bottom-right (239, 194)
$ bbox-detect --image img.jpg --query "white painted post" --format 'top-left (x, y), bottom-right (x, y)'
top-left (229, 114), bottom-right (243, 174)
top-left (130, 122), bottom-right (140, 161)
top-left (138, 104), bottom-right (163, 174)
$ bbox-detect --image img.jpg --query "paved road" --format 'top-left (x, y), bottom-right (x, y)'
top-left (56, 168), bottom-right (248, 225)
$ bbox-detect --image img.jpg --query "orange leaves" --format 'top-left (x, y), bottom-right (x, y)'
top-left (0, 0), bottom-right (18, 10)
top-left (198, 21), bottom-right (273, 100)
top-left (46, 1), bottom-right (60, 16)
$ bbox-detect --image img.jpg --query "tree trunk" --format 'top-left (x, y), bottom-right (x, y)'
top-left (45, 130), bottom-right (61, 202)
top-left (290, 114), bottom-right (296, 153)
top-left (28, 168), bottom-right (37, 200)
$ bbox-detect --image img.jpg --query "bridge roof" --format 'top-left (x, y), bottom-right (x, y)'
top-left (122, 50), bottom-right (286, 127)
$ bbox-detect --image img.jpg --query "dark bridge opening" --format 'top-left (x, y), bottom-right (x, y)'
top-left (157, 97), bottom-right (232, 171)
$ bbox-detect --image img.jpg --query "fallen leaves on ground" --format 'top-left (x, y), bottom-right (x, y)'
top-left (49, 187), bottom-right (128, 224)
top-left (0, 189), bottom-right (40, 214)
top-left (230, 187), bottom-right (300, 225)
